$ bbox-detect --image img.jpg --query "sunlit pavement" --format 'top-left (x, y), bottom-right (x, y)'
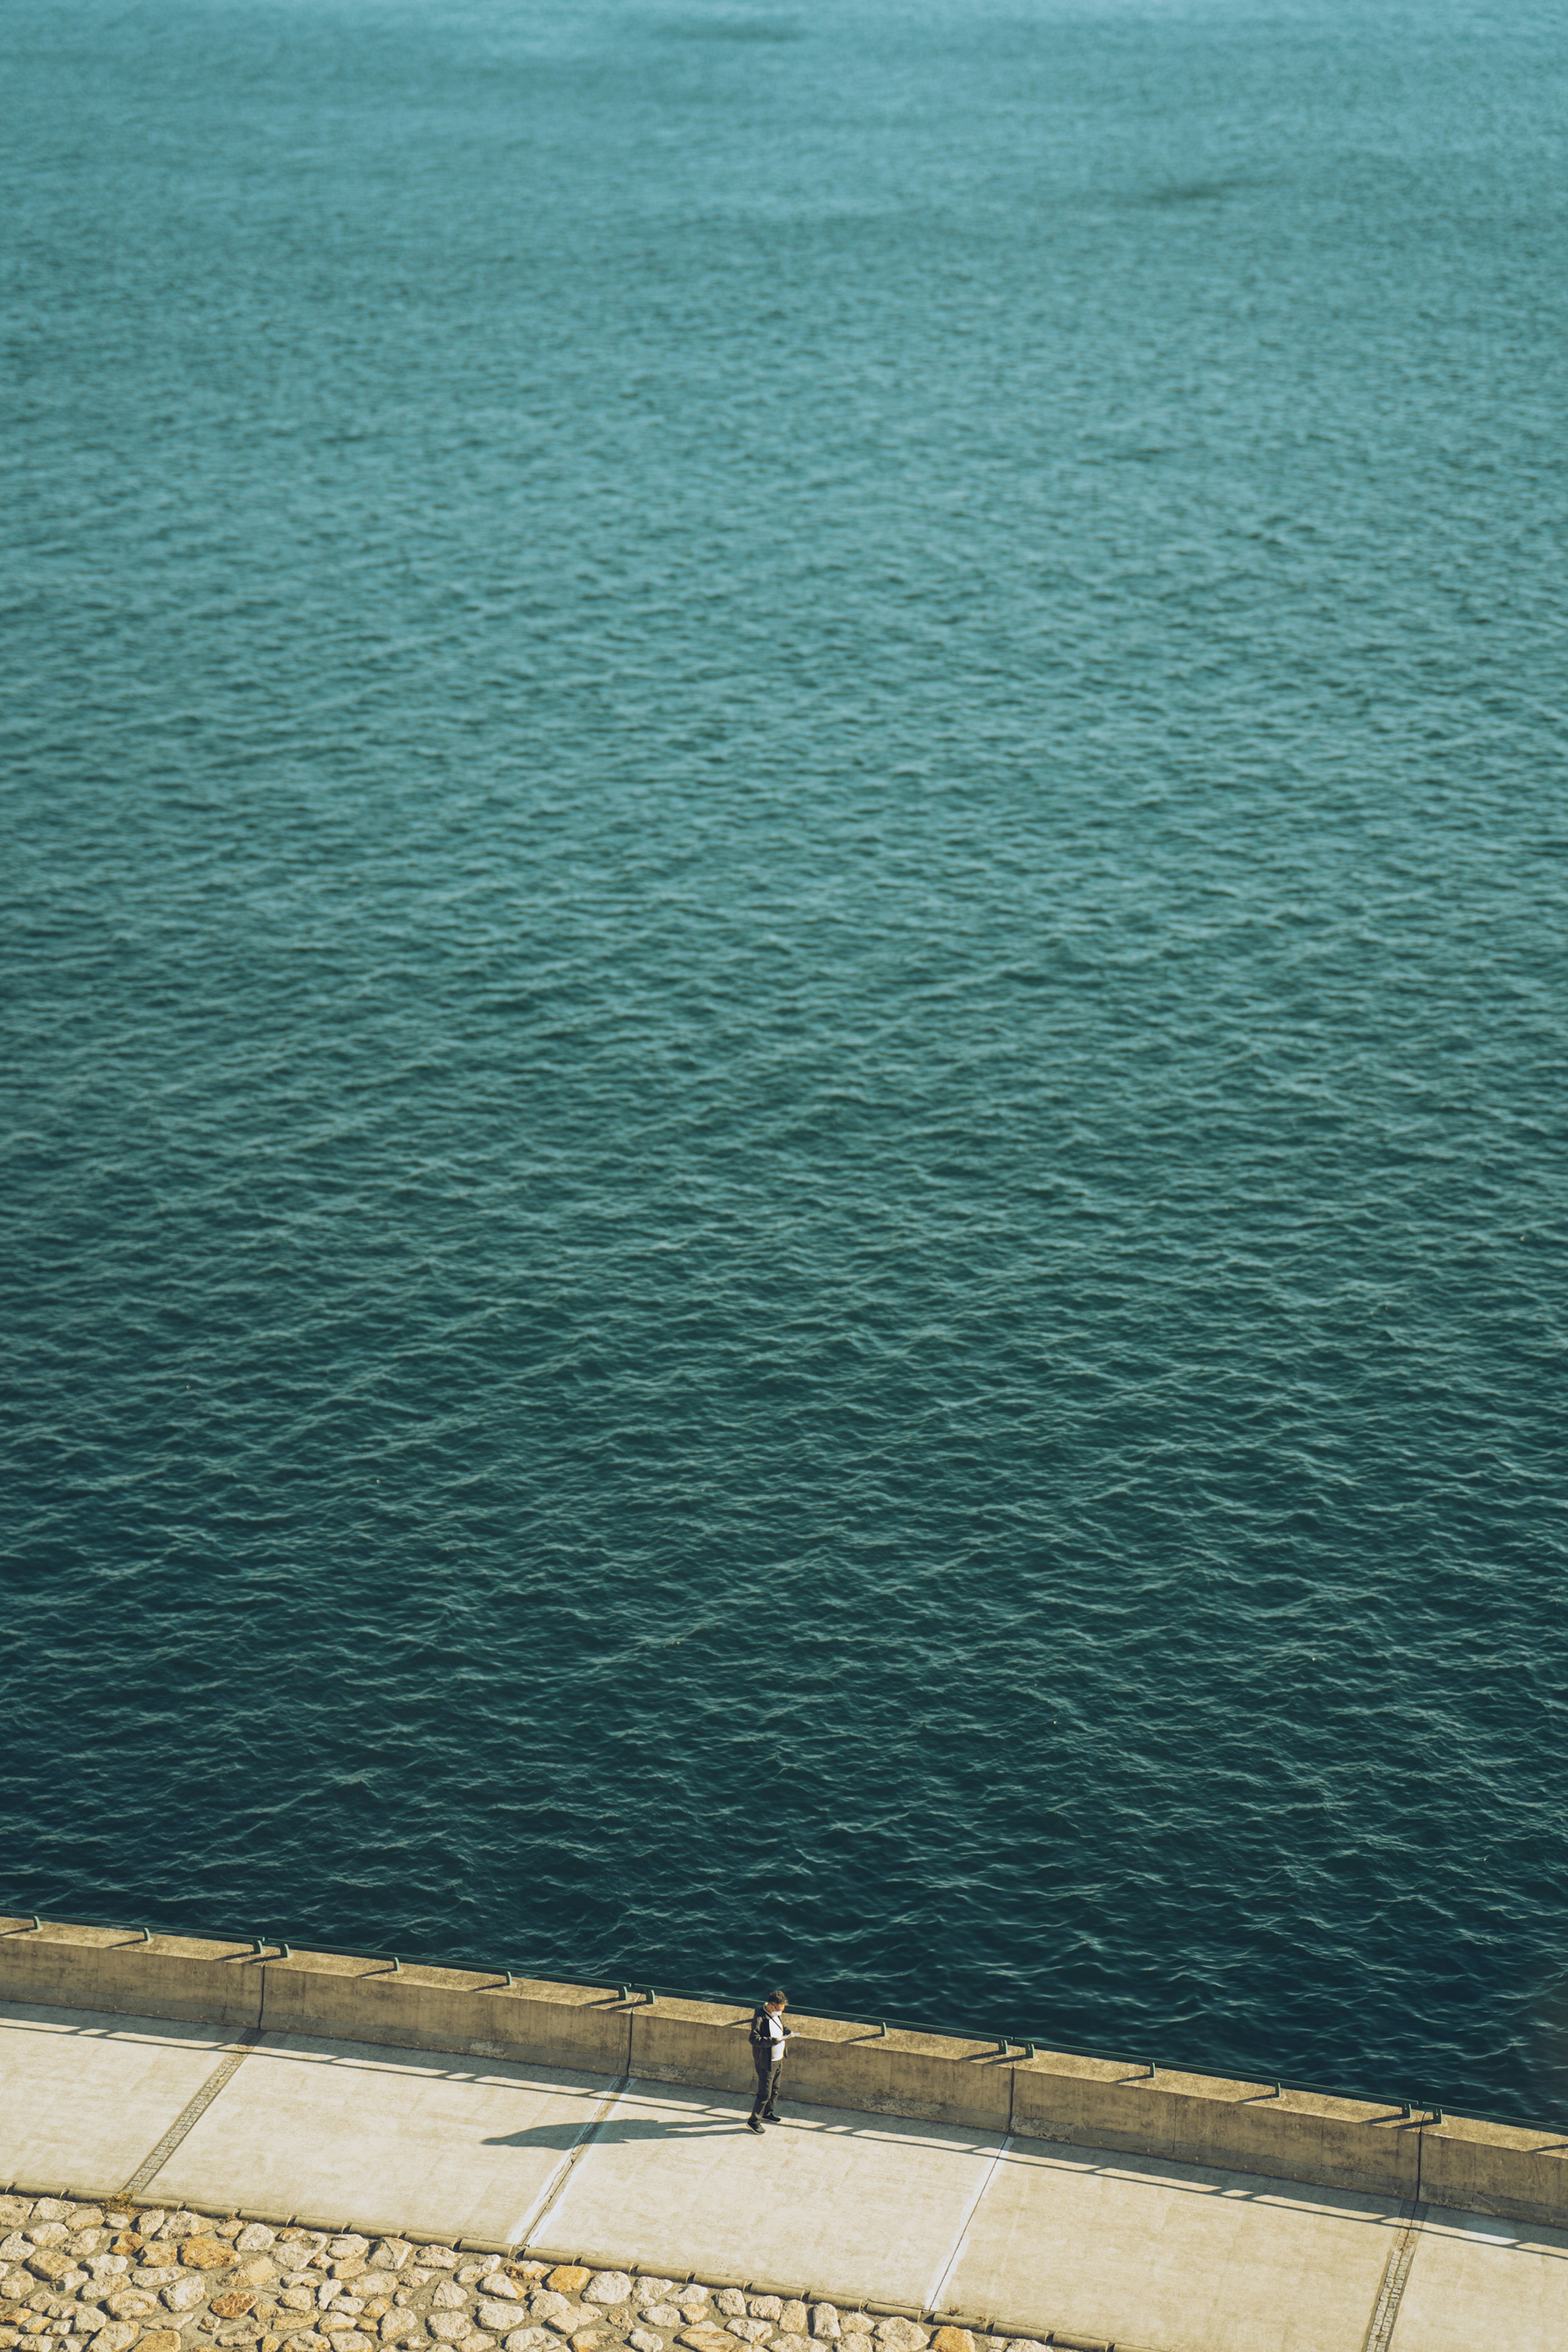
top-left (4, 2004), bottom-right (1566, 2352)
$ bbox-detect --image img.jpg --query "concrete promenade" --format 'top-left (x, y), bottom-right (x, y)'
top-left (5, 2001), bottom-right (1568, 2352)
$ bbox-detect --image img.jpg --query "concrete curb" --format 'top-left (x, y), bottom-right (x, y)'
top-left (2, 1916), bottom-right (1563, 2230)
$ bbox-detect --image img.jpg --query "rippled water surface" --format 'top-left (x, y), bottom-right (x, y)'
top-left (5, 0), bottom-right (1567, 2121)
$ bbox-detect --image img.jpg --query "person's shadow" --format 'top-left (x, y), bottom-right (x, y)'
top-left (482, 2113), bottom-right (749, 2148)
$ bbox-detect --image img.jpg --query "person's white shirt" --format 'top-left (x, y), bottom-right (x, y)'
top-left (768, 2009), bottom-right (787, 2060)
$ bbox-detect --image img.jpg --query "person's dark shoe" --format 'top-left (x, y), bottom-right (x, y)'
top-left (747, 2117), bottom-right (764, 2132)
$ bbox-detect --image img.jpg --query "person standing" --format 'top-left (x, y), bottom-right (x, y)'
top-left (748, 1988), bottom-right (793, 2129)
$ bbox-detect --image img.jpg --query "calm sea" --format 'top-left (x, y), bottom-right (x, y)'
top-left (4, 0), bottom-right (1566, 2123)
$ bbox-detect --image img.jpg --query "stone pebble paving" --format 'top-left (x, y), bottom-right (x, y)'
top-left (0, 2202), bottom-right (1043, 2352)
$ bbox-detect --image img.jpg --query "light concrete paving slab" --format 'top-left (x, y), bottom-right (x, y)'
top-left (12, 2002), bottom-right (1565, 2352)
top-left (1392, 2205), bottom-right (1568, 2352)
top-left (940, 2136), bottom-right (1401, 2352)
top-left (149, 2032), bottom-right (619, 2242)
top-left (0, 2001), bottom-right (235, 2192)
top-left (535, 2078), bottom-right (1004, 2304)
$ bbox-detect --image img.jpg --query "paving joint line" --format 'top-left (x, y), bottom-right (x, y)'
top-left (121, 2030), bottom-right (266, 2199)
top-left (1363, 2201), bottom-right (1428, 2352)
top-left (925, 2132), bottom-right (1012, 2315)
top-left (514, 2074), bottom-right (632, 2249)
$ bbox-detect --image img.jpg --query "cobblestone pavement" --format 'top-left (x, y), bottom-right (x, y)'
top-left (0, 2199), bottom-right (1011, 2352)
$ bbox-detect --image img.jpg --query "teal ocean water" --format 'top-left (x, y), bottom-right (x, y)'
top-left (4, 0), bottom-right (1566, 2122)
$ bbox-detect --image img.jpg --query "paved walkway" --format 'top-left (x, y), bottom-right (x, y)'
top-left (4, 2003), bottom-right (1567, 2352)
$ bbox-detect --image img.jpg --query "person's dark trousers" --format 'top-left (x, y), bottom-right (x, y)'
top-left (750, 2058), bottom-right (781, 2120)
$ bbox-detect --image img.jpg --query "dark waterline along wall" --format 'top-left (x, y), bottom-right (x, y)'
top-left (3, 0), bottom-right (1566, 2123)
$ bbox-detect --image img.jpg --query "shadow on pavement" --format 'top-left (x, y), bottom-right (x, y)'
top-left (483, 2114), bottom-right (753, 2148)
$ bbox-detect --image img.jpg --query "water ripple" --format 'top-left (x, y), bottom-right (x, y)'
top-left (4, 0), bottom-right (1567, 2127)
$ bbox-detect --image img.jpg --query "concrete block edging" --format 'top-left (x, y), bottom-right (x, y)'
top-left (1, 1915), bottom-right (1562, 2231)
top-left (0, 2187), bottom-right (1136, 2352)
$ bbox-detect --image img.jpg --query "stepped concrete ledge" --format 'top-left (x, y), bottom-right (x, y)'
top-left (2, 1923), bottom-right (1566, 2352)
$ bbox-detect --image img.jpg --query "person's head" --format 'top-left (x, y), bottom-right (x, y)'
top-left (766, 1988), bottom-right (788, 2013)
